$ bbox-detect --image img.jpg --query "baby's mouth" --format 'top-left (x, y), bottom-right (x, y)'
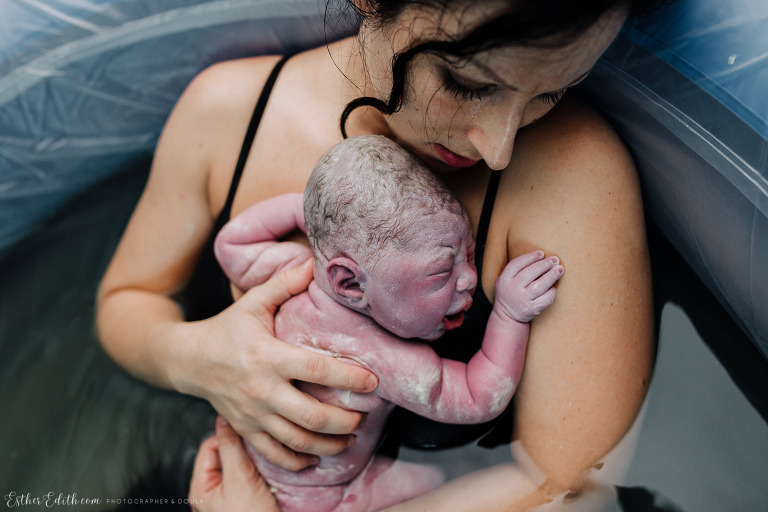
top-left (442, 311), bottom-right (465, 330)
top-left (442, 298), bottom-right (473, 331)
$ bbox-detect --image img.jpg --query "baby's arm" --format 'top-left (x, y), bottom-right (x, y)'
top-left (373, 251), bottom-right (562, 423)
top-left (214, 193), bottom-right (313, 292)
top-left (464, 251), bottom-right (563, 414)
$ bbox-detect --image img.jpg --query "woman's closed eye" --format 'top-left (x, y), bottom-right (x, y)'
top-left (443, 66), bottom-right (568, 108)
top-left (441, 68), bottom-right (494, 101)
top-left (536, 88), bottom-right (567, 106)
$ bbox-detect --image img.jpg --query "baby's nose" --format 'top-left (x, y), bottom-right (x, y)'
top-left (455, 263), bottom-right (477, 293)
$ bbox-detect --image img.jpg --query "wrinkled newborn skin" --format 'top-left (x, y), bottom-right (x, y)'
top-left (216, 192), bottom-right (563, 512)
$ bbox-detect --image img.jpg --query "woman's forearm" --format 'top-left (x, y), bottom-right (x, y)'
top-left (96, 286), bottom-right (192, 392)
top-left (382, 463), bottom-right (552, 512)
top-left (382, 454), bottom-right (626, 512)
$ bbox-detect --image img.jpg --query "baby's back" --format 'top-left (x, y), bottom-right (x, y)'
top-left (253, 283), bottom-right (395, 487)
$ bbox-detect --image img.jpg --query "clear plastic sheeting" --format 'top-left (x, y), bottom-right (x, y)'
top-left (579, 0), bottom-right (768, 359)
top-left (1, 0), bottom-right (766, 358)
top-left (0, 0), bottom-right (356, 253)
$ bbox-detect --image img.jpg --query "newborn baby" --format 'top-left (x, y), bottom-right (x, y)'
top-left (215, 135), bottom-right (563, 512)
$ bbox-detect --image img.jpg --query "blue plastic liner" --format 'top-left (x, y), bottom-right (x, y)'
top-left (1, 0), bottom-right (766, 360)
top-left (0, 0), bottom-right (355, 252)
top-left (579, 0), bottom-right (768, 360)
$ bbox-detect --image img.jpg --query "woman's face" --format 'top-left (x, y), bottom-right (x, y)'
top-left (357, 2), bottom-right (627, 173)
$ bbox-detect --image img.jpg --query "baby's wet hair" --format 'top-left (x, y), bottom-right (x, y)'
top-left (304, 135), bottom-right (466, 263)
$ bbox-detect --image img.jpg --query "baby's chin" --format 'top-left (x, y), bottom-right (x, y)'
top-left (419, 328), bottom-right (444, 342)
top-left (389, 323), bottom-right (444, 342)
top-left (396, 313), bottom-right (465, 341)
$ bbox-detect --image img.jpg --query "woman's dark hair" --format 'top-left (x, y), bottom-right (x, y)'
top-left (336, 0), bottom-right (667, 137)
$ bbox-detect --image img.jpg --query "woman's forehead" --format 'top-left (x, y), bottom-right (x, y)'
top-left (437, 8), bottom-right (625, 89)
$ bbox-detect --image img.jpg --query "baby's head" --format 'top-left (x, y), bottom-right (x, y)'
top-left (304, 135), bottom-right (477, 340)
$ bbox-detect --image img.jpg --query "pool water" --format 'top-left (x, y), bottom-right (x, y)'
top-left (0, 162), bottom-right (215, 509)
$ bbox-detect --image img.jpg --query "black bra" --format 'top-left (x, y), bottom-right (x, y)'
top-left (183, 55), bottom-right (511, 449)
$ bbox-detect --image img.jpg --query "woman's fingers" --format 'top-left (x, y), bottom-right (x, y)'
top-left (189, 434), bottom-right (221, 495)
top-left (240, 258), bottom-right (314, 316)
top-left (189, 417), bottom-right (280, 512)
top-left (277, 346), bottom-right (378, 395)
top-left (214, 417), bottom-right (261, 477)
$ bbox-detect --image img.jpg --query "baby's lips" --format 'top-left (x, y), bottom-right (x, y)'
top-left (442, 311), bottom-right (465, 330)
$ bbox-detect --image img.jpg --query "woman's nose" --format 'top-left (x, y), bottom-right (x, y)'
top-left (467, 104), bottom-right (524, 171)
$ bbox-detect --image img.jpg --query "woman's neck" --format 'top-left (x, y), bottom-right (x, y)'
top-left (325, 37), bottom-right (394, 139)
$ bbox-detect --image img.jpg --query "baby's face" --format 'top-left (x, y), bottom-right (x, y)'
top-left (364, 210), bottom-right (477, 341)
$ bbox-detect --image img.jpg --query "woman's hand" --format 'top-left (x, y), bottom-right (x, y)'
top-left (173, 260), bottom-right (378, 471)
top-left (190, 416), bottom-right (280, 512)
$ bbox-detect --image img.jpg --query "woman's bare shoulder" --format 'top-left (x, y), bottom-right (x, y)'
top-left (500, 96), bottom-right (645, 250)
top-left (515, 96), bottom-right (637, 192)
top-left (182, 56), bottom-right (284, 115)
top-left (164, 56), bottom-right (287, 206)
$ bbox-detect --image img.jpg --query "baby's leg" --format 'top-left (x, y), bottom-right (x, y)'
top-left (272, 482), bottom-right (346, 512)
top-left (339, 456), bottom-right (445, 511)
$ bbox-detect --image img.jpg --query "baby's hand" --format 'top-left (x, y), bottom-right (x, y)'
top-left (493, 251), bottom-right (564, 323)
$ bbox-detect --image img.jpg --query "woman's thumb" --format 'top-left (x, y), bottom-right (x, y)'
top-left (244, 257), bottom-right (313, 313)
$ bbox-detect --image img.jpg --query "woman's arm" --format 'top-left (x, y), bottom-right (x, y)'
top-left (96, 57), bottom-right (377, 470)
top-left (385, 99), bottom-right (654, 510)
top-left (505, 99), bottom-right (654, 492)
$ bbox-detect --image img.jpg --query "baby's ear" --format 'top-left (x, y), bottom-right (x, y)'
top-left (326, 257), bottom-right (366, 305)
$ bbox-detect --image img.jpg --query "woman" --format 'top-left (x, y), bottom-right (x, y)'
top-left (97, 0), bottom-right (659, 509)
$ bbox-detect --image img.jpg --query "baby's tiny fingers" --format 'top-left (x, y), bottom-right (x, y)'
top-left (528, 287), bottom-right (558, 315)
top-left (502, 250), bottom-right (546, 277)
top-left (509, 256), bottom-right (561, 288)
top-left (527, 264), bottom-right (564, 298)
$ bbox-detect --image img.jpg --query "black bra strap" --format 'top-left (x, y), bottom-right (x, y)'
top-left (221, 55), bottom-right (290, 221)
top-left (475, 170), bottom-right (502, 248)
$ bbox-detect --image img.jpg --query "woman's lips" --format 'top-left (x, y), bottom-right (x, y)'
top-left (433, 143), bottom-right (480, 168)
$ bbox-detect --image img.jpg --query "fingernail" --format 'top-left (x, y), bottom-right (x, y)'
top-left (216, 416), bottom-right (229, 428)
top-left (550, 257), bottom-right (560, 264)
top-left (365, 374), bottom-right (378, 392)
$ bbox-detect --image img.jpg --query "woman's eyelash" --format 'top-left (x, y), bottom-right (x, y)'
top-left (441, 66), bottom-right (567, 106)
top-left (441, 69), bottom-right (492, 101)
top-left (537, 89), bottom-right (567, 106)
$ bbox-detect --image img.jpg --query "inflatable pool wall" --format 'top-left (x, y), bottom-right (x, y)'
top-left (0, 0), bottom-right (357, 252)
top-left (1, 1), bottom-right (766, 391)
top-left (578, 0), bottom-right (768, 369)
